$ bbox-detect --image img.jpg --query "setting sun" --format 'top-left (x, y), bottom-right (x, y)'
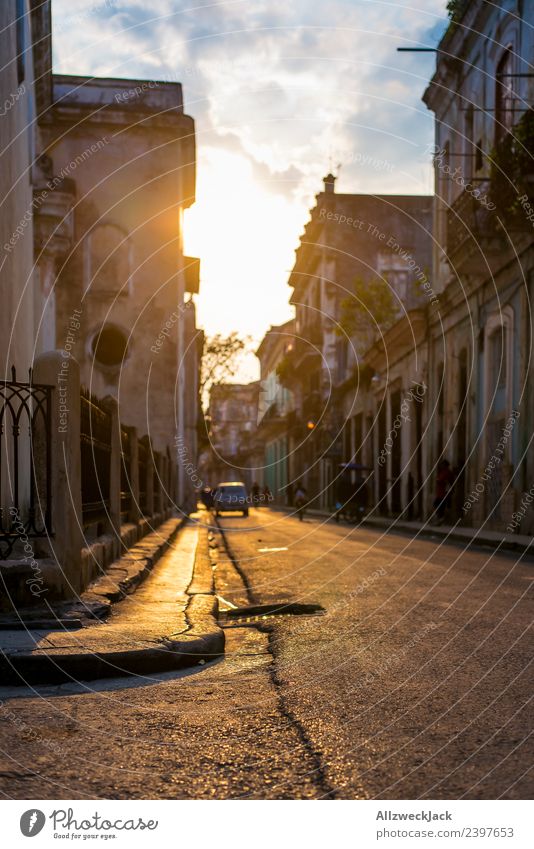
top-left (185, 145), bottom-right (302, 367)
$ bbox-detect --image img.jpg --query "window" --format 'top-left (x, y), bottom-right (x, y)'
top-left (483, 308), bottom-right (513, 464)
top-left (337, 338), bottom-right (348, 382)
top-left (440, 141), bottom-right (451, 205)
top-left (16, 0), bottom-right (26, 84)
top-left (495, 48), bottom-right (515, 144)
top-left (92, 325), bottom-right (129, 368)
top-left (489, 328), bottom-right (507, 415)
top-left (377, 251), bottom-right (410, 302)
top-left (475, 139), bottom-right (483, 172)
top-left (464, 106), bottom-right (474, 178)
top-left (436, 362), bottom-right (444, 459)
top-left (456, 349), bottom-right (468, 467)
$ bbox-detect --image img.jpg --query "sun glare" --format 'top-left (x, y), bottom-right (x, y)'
top-left (184, 146), bottom-right (302, 364)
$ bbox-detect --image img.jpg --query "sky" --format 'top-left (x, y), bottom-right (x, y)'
top-left (52, 0), bottom-right (449, 380)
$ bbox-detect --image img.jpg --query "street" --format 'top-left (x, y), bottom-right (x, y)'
top-left (0, 509), bottom-right (532, 800)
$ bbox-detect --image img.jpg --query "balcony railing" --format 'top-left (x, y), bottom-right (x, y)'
top-left (294, 321), bottom-right (323, 368)
top-left (446, 183), bottom-right (502, 273)
top-left (447, 183), bottom-right (494, 248)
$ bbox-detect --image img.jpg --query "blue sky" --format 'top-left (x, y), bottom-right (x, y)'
top-left (51, 0), bottom-right (448, 376)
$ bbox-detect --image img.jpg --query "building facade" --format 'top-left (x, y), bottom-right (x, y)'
top-left (40, 73), bottom-right (198, 464)
top-left (0, 0), bottom-right (53, 375)
top-left (256, 320), bottom-right (295, 502)
top-left (423, 0), bottom-right (534, 530)
top-left (205, 382), bottom-right (261, 490)
top-left (256, 1), bottom-right (533, 531)
top-left (280, 175), bottom-right (432, 512)
top-left (0, 1), bottom-right (202, 607)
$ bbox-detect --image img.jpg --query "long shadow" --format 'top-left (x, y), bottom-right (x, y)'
top-left (0, 656), bottom-right (224, 700)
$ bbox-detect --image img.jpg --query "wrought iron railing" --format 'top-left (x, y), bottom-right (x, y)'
top-left (153, 452), bottom-right (161, 514)
top-left (138, 436), bottom-right (148, 515)
top-left (80, 388), bottom-right (112, 526)
top-left (120, 425), bottom-right (131, 520)
top-left (447, 182), bottom-right (495, 256)
top-left (0, 366), bottom-right (53, 558)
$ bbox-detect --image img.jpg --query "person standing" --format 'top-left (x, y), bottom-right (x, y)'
top-left (286, 482), bottom-right (294, 507)
top-left (294, 481), bottom-right (307, 522)
top-left (251, 482), bottom-right (260, 506)
top-left (433, 459), bottom-right (454, 524)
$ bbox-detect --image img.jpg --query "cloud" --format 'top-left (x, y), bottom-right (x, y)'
top-left (51, 0), bottom-right (448, 346)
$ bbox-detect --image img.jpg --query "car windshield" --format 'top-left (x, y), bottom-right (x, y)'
top-left (218, 486), bottom-right (246, 497)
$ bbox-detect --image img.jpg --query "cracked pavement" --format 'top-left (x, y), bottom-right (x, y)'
top-left (0, 507), bottom-right (532, 799)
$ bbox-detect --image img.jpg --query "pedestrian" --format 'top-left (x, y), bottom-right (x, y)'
top-left (263, 484), bottom-right (272, 503)
top-left (201, 487), bottom-right (213, 509)
top-left (350, 474), bottom-right (368, 524)
top-left (294, 481), bottom-right (307, 522)
top-left (433, 459), bottom-right (454, 524)
top-left (334, 476), bottom-right (350, 523)
top-left (286, 482), bottom-right (293, 507)
top-left (251, 481), bottom-right (260, 506)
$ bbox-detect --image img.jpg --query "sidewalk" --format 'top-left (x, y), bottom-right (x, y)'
top-left (0, 518), bottom-right (224, 686)
top-left (274, 506), bottom-right (534, 557)
top-left (361, 514), bottom-right (534, 555)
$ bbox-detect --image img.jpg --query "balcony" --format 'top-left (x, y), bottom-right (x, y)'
top-left (446, 183), bottom-right (503, 276)
top-left (447, 110), bottom-right (534, 276)
top-left (489, 109), bottom-right (534, 225)
top-left (33, 176), bottom-right (76, 259)
top-left (277, 322), bottom-right (323, 386)
top-left (293, 320), bottom-right (323, 371)
top-left (183, 256), bottom-right (200, 294)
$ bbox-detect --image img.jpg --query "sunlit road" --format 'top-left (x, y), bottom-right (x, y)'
top-left (1, 507), bottom-right (532, 799)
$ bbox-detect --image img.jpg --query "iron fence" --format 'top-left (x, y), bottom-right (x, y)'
top-left (153, 452), bottom-right (161, 513)
top-left (80, 388), bottom-right (112, 527)
top-left (138, 436), bottom-right (148, 515)
top-left (0, 366), bottom-right (53, 558)
top-left (120, 425), bottom-right (132, 521)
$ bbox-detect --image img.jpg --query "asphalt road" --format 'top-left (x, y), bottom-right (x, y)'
top-left (0, 507), bottom-right (532, 799)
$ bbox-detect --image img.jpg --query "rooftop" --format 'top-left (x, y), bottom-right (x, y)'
top-left (53, 74), bottom-right (185, 112)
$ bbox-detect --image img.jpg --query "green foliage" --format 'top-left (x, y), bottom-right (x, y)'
top-left (337, 276), bottom-right (398, 338)
top-left (446, 0), bottom-right (465, 21)
top-left (489, 109), bottom-right (534, 216)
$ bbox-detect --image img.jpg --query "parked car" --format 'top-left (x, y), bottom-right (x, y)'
top-left (213, 482), bottom-right (249, 517)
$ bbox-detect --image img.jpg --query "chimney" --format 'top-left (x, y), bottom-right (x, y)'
top-left (323, 173), bottom-right (336, 194)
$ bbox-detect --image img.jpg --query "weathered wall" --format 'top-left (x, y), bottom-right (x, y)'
top-left (40, 76), bottom-right (197, 455)
top-left (0, 0), bottom-right (38, 376)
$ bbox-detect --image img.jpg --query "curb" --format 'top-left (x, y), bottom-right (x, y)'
top-left (0, 516), bottom-right (187, 630)
top-left (0, 631), bottom-right (225, 686)
top-left (272, 506), bottom-right (534, 558)
top-left (361, 517), bottom-right (534, 557)
top-left (81, 516), bottom-right (186, 612)
top-left (0, 520), bottom-right (224, 686)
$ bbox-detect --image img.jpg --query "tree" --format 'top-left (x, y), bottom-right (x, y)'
top-left (446, 0), bottom-right (466, 21)
top-left (337, 276), bottom-right (398, 339)
top-left (200, 332), bottom-right (250, 405)
top-left (490, 109), bottom-right (534, 217)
